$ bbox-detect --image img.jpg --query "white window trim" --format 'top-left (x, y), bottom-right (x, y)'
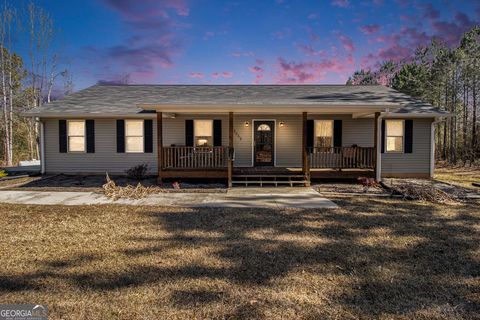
top-left (385, 119), bottom-right (405, 154)
top-left (125, 119), bottom-right (144, 153)
top-left (314, 119), bottom-right (334, 148)
top-left (67, 119), bottom-right (86, 153)
top-left (194, 119), bottom-right (214, 147)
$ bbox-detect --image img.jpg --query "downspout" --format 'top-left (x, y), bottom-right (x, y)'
top-left (39, 119), bottom-right (45, 175)
top-left (430, 118), bottom-right (444, 179)
top-left (376, 113), bottom-right (384, 181)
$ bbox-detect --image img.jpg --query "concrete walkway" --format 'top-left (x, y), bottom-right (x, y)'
top-left (0, 187), bottom-right (337, 209)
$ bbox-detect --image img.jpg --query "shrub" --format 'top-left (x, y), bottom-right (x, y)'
top-left (125, 164), bottom-right (148, 180)
top-left (0, 170), bottom-right (7, 178)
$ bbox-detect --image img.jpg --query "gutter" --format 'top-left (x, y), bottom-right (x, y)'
top-left (380, 112), bottom-right (453, 118)
top-left (430, 118), bottom-right (445, 178)
top-left (39, 119), bottom-right (45, 175)
top-left (21, 113), bottom-right (158, 119)
top-left (376, 113), bottom-right (383, 181)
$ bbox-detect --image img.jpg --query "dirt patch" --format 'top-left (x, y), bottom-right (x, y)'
top-left (314, 180), bottom-right (387, 195)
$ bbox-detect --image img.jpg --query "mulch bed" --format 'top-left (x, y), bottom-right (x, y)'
top-left (5, 174), bottom-right (227, 193)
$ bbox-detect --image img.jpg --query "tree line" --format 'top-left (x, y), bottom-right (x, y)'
top-left (347, 26), bottom-right (480, 166)
top-left (0, 1), bottom-right (70, 166)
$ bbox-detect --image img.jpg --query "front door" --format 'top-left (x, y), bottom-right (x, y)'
top-left (254, 121), bottom-right (275, 166)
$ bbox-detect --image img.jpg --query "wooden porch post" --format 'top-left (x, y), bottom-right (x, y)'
top-left (302, 112), bottom-right (310, 186)
top-left (228, 112), bottom-right (234, 188)
top-left (374, 112), bottom-right (380, 181)
top-left (157, 112), bottom-right (163, 183)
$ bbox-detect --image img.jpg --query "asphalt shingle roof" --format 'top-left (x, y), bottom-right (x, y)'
top-left (26, 84), bottom-right (449, 116)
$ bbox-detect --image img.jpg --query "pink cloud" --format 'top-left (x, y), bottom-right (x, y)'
top-left (274, 57), bottom-right (353, 84)
top-left (431, 12), bottom-right (476, 46)
top-left (90, 1), bottom-right (189, 83)
top-left (331, 0), bottom-right (350, 8)
top-left (297, 44), bottom-right (325, 57)
top-left (359, 24), bottom-right (380, 35)
top-left (249, 66), bottom-right (264, 73)
top-left (101, 0), bottom-right (189, 18)
top-left (248, 65), bottom-right (265, 84)
top-left (338, 34), bottom-right (355, 52)
top-left (211, 72), bottom-right (234, 78)
top-left (189, 72), bottom-right (204, 79)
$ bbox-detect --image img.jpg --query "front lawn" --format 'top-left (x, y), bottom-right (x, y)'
top-left (0, 198), bottom-right (479, 319)
top-left (435, 166), bottom-right (480, 190)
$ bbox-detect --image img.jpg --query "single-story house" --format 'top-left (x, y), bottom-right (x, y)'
top-left (26, 84), bottom-right (450, 186)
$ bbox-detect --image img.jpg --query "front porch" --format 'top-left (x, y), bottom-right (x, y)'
top-left (156, 111), bottom-right (381, 186)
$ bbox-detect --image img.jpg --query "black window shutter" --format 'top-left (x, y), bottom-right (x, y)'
top-left (116, 120), bottom-right (125, 153)
top-left (404, 120), bottom-right (413, 153)
top-left (86, 120), bottom-right (95, 153)
top-left (381, 120), bottom-right (385, 153)
top-left (144, 119), bottom-right (153, 153)
top-left (333, 120), bottom-right (342, 147)
top-left (213, 119), bottom-right (222, 146)
top-left (185, 120), bottom-right (194, 146)
top-left (306, 120), bottom-right (314, 150)
top-left (59, 120), bottom-right (67, 153)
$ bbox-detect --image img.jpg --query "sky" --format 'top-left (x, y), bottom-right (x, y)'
top-left (20, 0), bottom-right (480, 90)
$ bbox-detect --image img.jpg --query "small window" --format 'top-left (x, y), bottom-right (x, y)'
top-left (386, 120), bottom-right (404, 153)
top-left (194, 120), bottom-right (213, 147)
top-left (125, 120), bottom-right (144, 153)
top-left (257, 124), bottom-right (271, 131)
top-left (68, 120), bottom-right (85, 152)
top-left (315, 120), bottom-right (333, 148)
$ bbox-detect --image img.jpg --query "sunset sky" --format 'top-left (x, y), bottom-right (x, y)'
top-left (22, 0), bottom-right (480, 89)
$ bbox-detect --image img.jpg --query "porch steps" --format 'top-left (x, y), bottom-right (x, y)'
top-left (231, 174), bottom-right (309, 187)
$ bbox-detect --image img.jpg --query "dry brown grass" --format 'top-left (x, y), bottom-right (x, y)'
top-left (0, 198), bottom-right (479, 319)
top-left (435, 167), bottom-right (480, 190)
top-left (0, 176), bottom-right (38, 188)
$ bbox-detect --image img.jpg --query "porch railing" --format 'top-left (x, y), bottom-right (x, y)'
top-left (162, 146), bottom-right (231, 169)
top-left (308, 147), bottom-right (375, 169)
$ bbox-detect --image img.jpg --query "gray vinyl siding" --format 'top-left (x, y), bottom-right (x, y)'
top-left (43, 114), bottom-right (433, 176)
top-left (43, 118), bottom-right (157, 175)
top-left (309, 115), bottom-right (432, 174)
top-left (308, 114), bottom-right (374, 147)
top-left (382, 118), bottom-right (432, 174)
top-left (163, 114), bottom-right (229, 147)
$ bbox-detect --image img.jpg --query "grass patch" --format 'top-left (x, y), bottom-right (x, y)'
top-left (435, 167), bottom-right (480, 190)
top-left (0, 176), bottom-right (38, 188)
top-left (0, 198), bottom-right (479, 319)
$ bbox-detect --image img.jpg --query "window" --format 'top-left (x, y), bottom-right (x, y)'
top-left (315, 120), bottom-right (333, 148)
top-left (386, 120), bottom-right (404, 152)
top-left (257, 124), bottom-right (271, 131)
top-left (67, 120), bottom-right (85, 152)
top-left (125, 120), bottom-right (144, 153)
top-left (194, 120), bottom-right (213, 147)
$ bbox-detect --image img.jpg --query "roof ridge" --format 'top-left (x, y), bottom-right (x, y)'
top-left (94, 83), bottom-right (386, 87)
